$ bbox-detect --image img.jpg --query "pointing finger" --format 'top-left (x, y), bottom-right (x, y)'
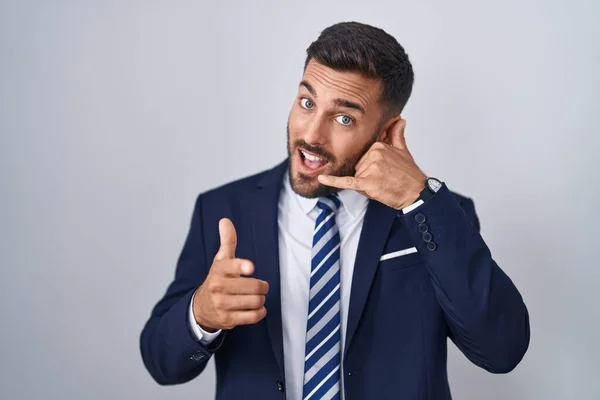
top-left (318, 175), bottom-right (368, 191)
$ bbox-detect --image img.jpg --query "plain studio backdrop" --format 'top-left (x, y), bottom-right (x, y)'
top-left (1, 0), bottom-right (599, 399)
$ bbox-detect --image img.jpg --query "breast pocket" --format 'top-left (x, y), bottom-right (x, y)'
top-left (379, 246), bottom-right (424, 270)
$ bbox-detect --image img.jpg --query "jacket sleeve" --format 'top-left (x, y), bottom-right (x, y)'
top-left (140, 194), bottom-right (226, 385)
top-left (402, 184), bottom-right (530, 373)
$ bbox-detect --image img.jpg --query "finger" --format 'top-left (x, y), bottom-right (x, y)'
top-left (218, 294), bottom-right (266, 311)
top-left (224, 277), bottom-right (270, 295)
top-left (355, 153), bottom-right (382, 177)
top-left (229, 307), bottom-right (268, 326)
top-left (353, 144), bottom-right (376, 172)
top-left (355, 161), bottom-right (374, 178)
top-left (390, 118), bottom-right (407, 150)
top-left (317, 175), bottom-right (367, 191)
top-left (214, 218), bottom-right (237, 261)
top-left (213, 259), bottom-right (254, 277)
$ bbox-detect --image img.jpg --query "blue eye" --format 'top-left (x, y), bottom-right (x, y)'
top-left (335, 115), bottom-right (354, 126)
top-left (300, 98), bottom-right (314, 109)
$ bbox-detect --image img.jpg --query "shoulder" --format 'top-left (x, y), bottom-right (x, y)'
top-left (196, 160), bottom-right (286, 208)
top-left (203, 170), bottom-right (265, 199)
top-left (450, 190), bottom-right (473, 208)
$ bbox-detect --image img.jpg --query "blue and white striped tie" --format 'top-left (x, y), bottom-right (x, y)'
top-left (302, 194), bottom-right (342, 400)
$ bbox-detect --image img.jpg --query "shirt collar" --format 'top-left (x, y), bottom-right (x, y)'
top-left (336, 187), bottom-right (369, 219)
top-left (283, 170), bottom-right (369, 219)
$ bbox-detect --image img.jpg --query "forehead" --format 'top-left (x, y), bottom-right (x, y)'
top-left (300, 60), bottom-right (383, 112)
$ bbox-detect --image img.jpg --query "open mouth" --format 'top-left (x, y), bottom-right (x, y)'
top-left (297, 148), bottom-right (329, 174)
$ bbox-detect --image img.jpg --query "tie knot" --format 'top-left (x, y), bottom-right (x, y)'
top-left (317, 194), bottom-right (341, 214)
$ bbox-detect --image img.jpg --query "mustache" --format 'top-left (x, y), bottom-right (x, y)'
top-left (295, 140), bottom-right (335, 162)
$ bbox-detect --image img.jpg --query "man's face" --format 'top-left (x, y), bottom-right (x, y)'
top-left (287, 60), bottom-right (386, 198)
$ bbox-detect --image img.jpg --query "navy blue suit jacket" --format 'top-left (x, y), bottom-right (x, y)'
top-left (140, 160), bottom-right (529, 399)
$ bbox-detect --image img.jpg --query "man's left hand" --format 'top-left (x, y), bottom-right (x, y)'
top-left (318, 118), bottom-right (427, 210)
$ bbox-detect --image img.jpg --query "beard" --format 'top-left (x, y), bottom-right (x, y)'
top-left (286, 123), bottom-right (379, 198)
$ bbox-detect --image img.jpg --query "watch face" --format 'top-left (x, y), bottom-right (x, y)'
top-left (427, 178), bottom-right (443, 192)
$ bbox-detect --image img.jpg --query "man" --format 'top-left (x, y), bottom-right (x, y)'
top-left (140, 21), bottom-right (529, 400)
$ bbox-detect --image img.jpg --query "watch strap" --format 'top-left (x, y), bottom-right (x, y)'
top-left (418, 184), bottom-right (435, 201)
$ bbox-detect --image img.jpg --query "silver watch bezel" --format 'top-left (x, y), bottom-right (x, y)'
top-left (426, 177), bottom-right (443, 193)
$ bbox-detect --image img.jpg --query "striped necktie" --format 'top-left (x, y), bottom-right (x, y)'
top-left (302, 194), bottom-right (342, 400)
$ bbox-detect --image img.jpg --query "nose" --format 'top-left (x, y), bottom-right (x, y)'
top-left (303, 115), bottom-right (328, 146)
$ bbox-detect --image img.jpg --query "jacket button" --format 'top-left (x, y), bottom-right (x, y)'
top-left (418, 223), bottom-right (429, 233)
top-left (422, 232), bottom-right (433, 243)
top-left (427, 241), bottom-right (437, 251)
top-left (415, 213), bottom-right (426, 224)
top-left (277, 381), bottom-right (285, 393)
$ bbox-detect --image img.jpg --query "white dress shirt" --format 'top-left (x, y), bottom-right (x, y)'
top-left (188, 171), bottom-right (422, 399)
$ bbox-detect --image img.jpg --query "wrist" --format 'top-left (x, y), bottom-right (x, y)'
top-left (395, 186), bottom-right (423, 210)
top-left (199, 323), bottom-right (218, 334)
top-left (412, 172), bottom-right (427, 199)
top-left (192, 289), bottom-right (218, 333)
top-left (195, 310), bottom-right (219, 333)
top-left (408, 185), bottom-right (424, 205)
top-left (402, 178), bottom-right (426, 209)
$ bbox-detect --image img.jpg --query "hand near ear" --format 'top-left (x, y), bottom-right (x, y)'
top-left (318, 118), bottom-right (427, 210)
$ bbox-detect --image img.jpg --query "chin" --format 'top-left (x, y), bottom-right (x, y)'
top-left (289, 167), bottom-right (338, 199)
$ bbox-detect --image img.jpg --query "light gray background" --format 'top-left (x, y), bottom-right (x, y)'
top-left (1, 1), bottom-right (598, 399)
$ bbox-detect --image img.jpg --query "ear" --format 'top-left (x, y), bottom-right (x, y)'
top-left (378, 115), bottom-right (403, 145)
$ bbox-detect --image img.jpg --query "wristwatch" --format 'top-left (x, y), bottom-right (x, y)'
top-left (419, 177), bottom-right (443, 201)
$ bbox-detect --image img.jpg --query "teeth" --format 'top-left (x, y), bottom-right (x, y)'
top-left (301, 150), bottom-right (323, 162)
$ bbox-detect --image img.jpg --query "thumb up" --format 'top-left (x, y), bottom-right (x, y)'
top-left (192, 218), bottom-right (269, 332)
top-left (214, 218), bottom-right (238, 261)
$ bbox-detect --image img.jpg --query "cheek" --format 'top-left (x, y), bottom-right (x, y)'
top-left (289, 104), bottom-right (309, 121)
top-left (330, 134), bottom-right (366, 162)
top-left (288, 109), bottom-right (303, 137)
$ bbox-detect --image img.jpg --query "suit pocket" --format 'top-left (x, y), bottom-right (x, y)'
top-left (379, 247), bottom-right (423, 270)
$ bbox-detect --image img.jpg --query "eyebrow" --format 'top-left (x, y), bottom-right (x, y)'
top-left (299, 80), bottom-right (366, 115)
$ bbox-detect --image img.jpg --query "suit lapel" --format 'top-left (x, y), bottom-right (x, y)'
top-left (247, 160), bottom-right (287, 378)
top-left (344, 199), bottom-right (397, 358)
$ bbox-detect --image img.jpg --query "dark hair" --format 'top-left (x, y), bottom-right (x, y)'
top-left (305, 21), bottom-right (414, 117)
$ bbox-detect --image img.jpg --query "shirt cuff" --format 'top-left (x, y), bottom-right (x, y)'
top-left (402, 198), bottom-right (424, 214)
top-left (188, 294), bottom-right (222, 344)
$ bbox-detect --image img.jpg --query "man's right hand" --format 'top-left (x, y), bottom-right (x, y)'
top-left (192, 218), bottom-right (269, 332)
